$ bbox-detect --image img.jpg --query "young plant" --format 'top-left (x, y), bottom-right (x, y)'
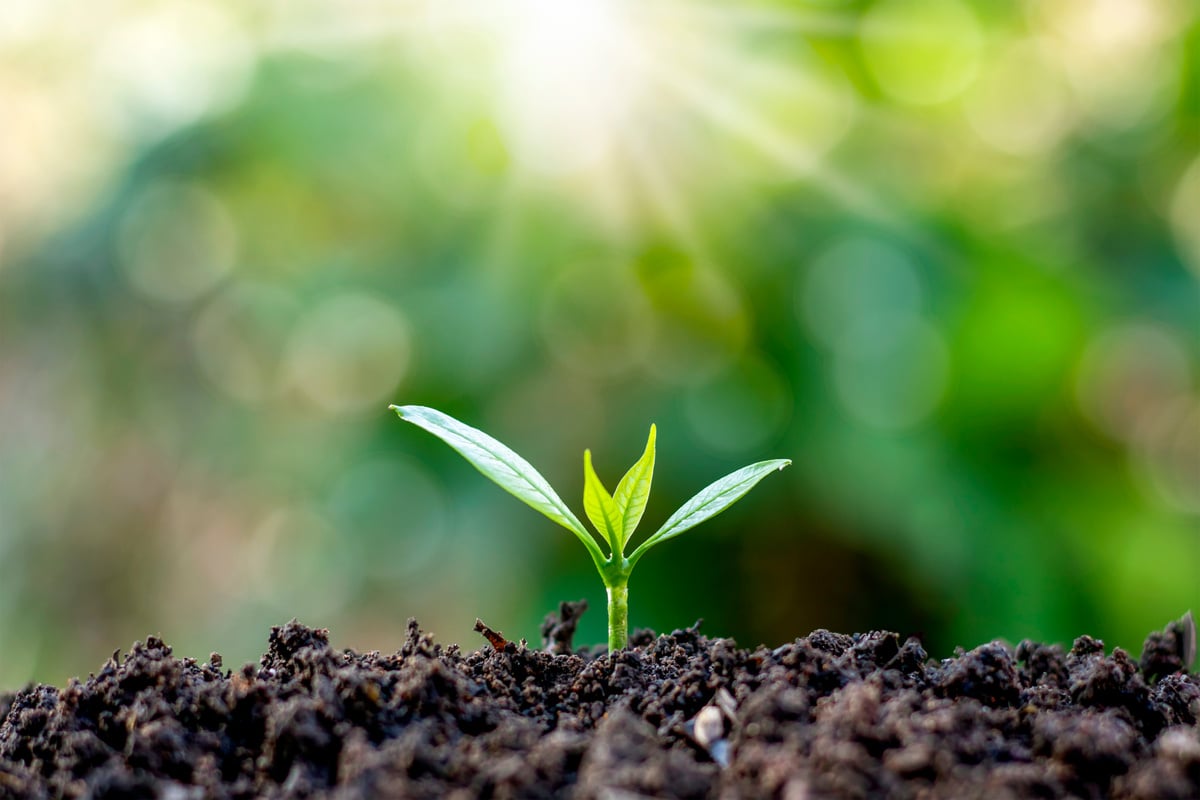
top-left (391, 405), bottom-right (790, 651)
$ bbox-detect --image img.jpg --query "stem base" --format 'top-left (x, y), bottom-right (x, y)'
top-left (607, 584), bottom-right (629, 651)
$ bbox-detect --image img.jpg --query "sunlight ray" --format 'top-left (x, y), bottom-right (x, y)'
top-left (264, 0), bottom-right (911, 241)
top-left (620, 126), bottom-right (712, 260)
top-left (640, 51), bottom-right (904, 231)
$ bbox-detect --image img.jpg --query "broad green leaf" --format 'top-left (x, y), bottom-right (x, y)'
top-left (612, 424), bottom-right (655, 547)
top-left (583, 450), bottom-right (621, 550)
top-left (391, 406), bottom-right (601, 561)
top-left (632, 459), bottom-right (791, 560)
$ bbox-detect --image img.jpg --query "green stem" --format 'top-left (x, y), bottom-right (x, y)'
top-left (607, 582), bottom-right (629, 651)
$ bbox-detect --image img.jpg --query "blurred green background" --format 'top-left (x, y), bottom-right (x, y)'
top-left (1, 0), bottom-right (1198, 686)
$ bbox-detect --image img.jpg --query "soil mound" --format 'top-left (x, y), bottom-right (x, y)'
top-left (1, 604), bottom-right (1197, 798)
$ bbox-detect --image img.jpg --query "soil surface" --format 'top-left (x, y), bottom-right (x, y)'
top-left (2, 604), bottom-right (1198, 799)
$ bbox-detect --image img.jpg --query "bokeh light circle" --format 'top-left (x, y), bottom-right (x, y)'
top-left (284, 292), bottom-right (412, 414)
top-left (859, 0), bottom-right (983, 106)
top-left (1171, 156), bottom-right (1200, 279)
top-left (1075, 323), bottom-right (1192, 444)
top-left (117, 180), bottom-right (238, 303)
top-left (834, 317), bottom-right (949, 431)
top-left (192, 283), bottom-right (299, 406)
top-left (1029, 0), bottom-right (1184, 133)
top-left (1135, 398), bottom-right (1200, 515)
top-left (684, 355), bottom-right (792, 455)
top-left (799, 235), bottom-right (923, 357)
top-left (964, 39), bottom-right (1076, 157)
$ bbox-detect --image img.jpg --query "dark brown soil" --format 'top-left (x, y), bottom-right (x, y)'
top-left (2, 604), bottom-right (1198, 799)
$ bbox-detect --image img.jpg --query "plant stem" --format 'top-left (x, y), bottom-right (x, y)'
top-left (607, 582), bottom-right (629, 651)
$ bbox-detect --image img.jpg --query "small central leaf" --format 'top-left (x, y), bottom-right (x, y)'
top-left (583, 450), bottom-right (621, 551)
top-left (613, 424), bottom-right (656, 547)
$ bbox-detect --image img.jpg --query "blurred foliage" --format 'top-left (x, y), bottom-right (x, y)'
top-left (1, 0), bottom-right (1198, 685)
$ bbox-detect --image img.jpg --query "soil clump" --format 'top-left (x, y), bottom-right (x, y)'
top-left (1, 604), bottom-right (1197, 798)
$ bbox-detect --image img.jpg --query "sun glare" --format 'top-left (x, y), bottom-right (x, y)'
top-left (286, 0), bottom-right (871, 237)
top-left (495, 0), bottom-right (644, 176)
top-left (449, 0), bottom-right (874, 238)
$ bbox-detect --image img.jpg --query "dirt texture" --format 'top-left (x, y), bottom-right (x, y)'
top-left (2, 604), bottom-right (1198, 799)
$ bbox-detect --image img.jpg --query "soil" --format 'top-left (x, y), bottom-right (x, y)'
top-left (2, 603), bottom-right (1199, 799)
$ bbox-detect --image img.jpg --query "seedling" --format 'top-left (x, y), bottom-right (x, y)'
top-left (390, 405), bottom-right (790, 651)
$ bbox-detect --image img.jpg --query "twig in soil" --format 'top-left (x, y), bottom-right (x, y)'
top-left (474, 618), bottom-right (508, 650)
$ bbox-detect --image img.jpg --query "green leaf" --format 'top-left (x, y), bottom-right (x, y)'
top-left (612, 424), bottom-right (655, 547)
top-left (631, 459), bottom-right (791, 561)
top-left (583, 450), bottom-right (621, 551)
top-left (391, 405), bottom-right (603, 562)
